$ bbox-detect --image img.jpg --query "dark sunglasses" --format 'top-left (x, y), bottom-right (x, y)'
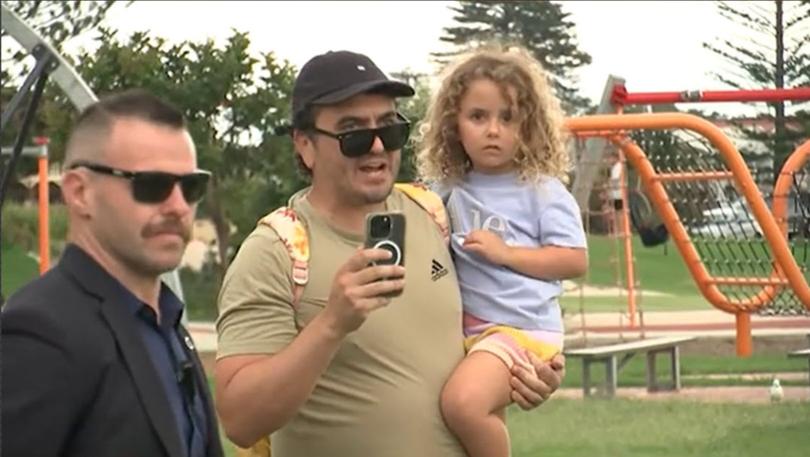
top-left (69, 161), bottom-right (211, 204)
top-left (311, 114), bottom-right (411, 158)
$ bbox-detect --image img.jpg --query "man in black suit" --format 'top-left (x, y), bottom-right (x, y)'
top-left (1, 89), bottom-right (224, 457)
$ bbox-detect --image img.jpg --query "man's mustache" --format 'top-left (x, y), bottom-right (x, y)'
top-left (142, 219), bottom-right (191, 242)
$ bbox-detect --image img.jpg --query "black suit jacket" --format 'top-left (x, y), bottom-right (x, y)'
top-left (1, 244), bottom-right (224, 457)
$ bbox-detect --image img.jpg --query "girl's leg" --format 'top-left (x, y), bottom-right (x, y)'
top-left (441, 351), bottom-right (513, 457)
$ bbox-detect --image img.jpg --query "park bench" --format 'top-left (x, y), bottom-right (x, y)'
top-left (787, 347), bottom-right (810, 389)
top-left (565, 336), bottom-right (695, 398)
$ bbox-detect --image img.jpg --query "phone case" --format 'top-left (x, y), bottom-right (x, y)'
top-left (364, 212), bottom-right (406, 268)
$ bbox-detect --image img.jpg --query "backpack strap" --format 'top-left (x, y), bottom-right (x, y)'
top-left (235, 438), bottom-right (271, 457)
top-left (394, 182), bottom-right (449, 246)
top-left (257, 206), bottom-right (309, 308)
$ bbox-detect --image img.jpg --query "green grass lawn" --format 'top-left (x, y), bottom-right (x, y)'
top-left (509, 398), bottom-right (810, 457)
top-left (1, 243), bottom-right (39, 300)
top-left (561, 293), bottom-right (710, 313)
top-left (216, 397), bottom-right (810, 457)
top-left (563, 235), bottom-right (709, 313)
top-left (581, 235), bottom-right (700, 296)
top-left (213, 393), bottom-right (810, 457)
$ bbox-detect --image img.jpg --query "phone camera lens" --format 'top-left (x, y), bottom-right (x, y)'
top-left (371, 215), bottom-right (392, 238)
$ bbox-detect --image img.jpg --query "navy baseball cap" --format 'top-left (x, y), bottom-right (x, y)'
top-left (277, 50), bottom-right (415, 134)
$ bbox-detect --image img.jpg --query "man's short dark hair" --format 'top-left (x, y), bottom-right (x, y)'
top-left (292, 105), bottom-right (318, 178)
top-left (75, 88), bottom-right (185, 130)
top-left (64, 89), bottom-right (186, 166)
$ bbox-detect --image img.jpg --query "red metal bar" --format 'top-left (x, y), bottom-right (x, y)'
top-left (611, 85), bottom-right (810, 106)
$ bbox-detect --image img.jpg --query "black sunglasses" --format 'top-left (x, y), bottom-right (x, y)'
top-left (69, 161), bottom-right (211, 204)
top-left (311, 113), bottom-right (411, 158)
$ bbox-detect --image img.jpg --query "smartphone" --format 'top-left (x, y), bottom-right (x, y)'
top-left (364, 212), bottom-right (406, 267)
top-left (364, 212), bottom-right (406, 297)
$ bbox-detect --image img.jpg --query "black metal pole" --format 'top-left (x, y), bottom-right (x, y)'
top-left (0, 53), bottom-right (53, 307)
top-left (0, 46), bottom-right (53, 136)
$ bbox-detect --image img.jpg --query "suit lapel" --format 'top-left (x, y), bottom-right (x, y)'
top-left (60, 245), bottom-right (185, 457)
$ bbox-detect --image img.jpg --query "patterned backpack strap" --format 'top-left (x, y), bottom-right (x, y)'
top-left (257, 206), bottom-right (309, 308)
top-left (250, 207), bottom-right (310, 456)
top-left (235, 438), bottom-right (271, 457)
top-left (395, 182), bottom-right (449, 246)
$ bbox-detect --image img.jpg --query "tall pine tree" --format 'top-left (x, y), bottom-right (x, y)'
top-left (703, 0), bottom-right (810, 183)
top-left (433, 1), bottom-right (592, 113)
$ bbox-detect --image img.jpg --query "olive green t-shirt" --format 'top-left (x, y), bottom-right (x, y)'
top-left (216, 187), bottom-right (466, 457)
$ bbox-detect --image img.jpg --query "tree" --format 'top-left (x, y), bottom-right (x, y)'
top-left (1, 1), bottom-right (127, 180)
top-left (1, 0), bottom-right (123, 80)
top-left (433, 0), bottom-right (592, 113)
top-left (389, 69), bottom-right (433, 182)
top-left (50, 29), bottom-right (303, 280)
top-left (703, 0), bottom-right (810, 183)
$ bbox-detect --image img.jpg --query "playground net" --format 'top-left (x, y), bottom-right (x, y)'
top-left (624, 126), bottom-right (808, 315)
top-left (569, 114), bottom-right (809, 324)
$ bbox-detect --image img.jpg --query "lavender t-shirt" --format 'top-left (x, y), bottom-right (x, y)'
top-left (438, 171), bottom-right (587, 332)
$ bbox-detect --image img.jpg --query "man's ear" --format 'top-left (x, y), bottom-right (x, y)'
top-left (61, 170), bottom-right (92, 218)
top-left (293, 130), bottom-right (316, 171)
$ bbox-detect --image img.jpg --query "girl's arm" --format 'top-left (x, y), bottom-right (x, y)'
top-left (462, 230), bottom-right (587, 281)
top-left (501, 245), bottom-right (587, 280)
top-left (461, 180), bottom-right (589, 282)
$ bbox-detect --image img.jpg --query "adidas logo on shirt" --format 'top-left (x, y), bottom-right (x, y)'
top-left (431, 259), bottom-right (448, 281)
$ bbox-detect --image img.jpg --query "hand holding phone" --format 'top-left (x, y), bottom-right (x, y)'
top-left (323, 247), bottom-right (406, 336)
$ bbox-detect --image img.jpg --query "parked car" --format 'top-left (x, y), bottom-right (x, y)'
top-left (690, 195), bottom-right (807, 239)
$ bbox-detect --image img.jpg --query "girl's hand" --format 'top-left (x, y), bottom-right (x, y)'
top-left (463, 229), bottom-right (511, 265)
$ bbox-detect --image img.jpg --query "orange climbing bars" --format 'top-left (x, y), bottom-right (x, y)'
top-left (565, 113), bottom-right (810, 356)
top-left (772, 140), bottom-right (809, 238)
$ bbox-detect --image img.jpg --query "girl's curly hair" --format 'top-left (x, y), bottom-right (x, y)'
top-left (414, 44), bottom-right (570, 185)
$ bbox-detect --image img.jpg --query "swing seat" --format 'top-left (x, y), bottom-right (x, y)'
top-left (638, 224), bottom-right (669, 247)
top-left (628, 190), bottom-right (669, 247)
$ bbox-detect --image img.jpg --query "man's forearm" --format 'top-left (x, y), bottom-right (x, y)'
top-left (216, 313), bottom-right (345, 447)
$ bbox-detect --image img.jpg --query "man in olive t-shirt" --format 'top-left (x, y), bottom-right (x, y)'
top-left (219, 188), bottom-right (466, 455)
top-left (213, 50), bottom-right (565, 457)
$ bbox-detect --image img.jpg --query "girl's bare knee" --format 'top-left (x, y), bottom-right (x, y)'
top-left (441, 381), bottom-right (483, 430)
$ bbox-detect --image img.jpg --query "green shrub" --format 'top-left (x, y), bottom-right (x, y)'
top-left (179, 267), bottom-right (221, 321)
top-left (1, 202), bottom-right (68, 258)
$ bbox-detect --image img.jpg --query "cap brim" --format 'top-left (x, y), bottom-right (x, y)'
top-left (312, 80), bottom-right (415, 106)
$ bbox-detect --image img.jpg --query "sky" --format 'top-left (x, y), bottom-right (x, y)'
top-left (17, 1), bottom-right (810, 116)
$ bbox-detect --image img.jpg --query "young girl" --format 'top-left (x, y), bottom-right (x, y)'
top-left (415, 45), bottom-right (588, 457)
